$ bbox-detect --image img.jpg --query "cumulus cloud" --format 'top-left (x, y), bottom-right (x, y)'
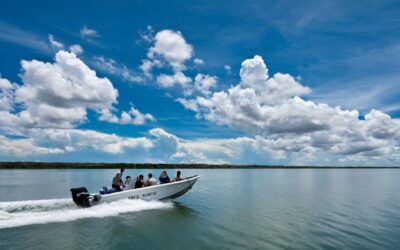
top-left (140, 29), bottom-right (195, 89)
top-left (180, 74), bottom-right (217, 96)
top-left (0, 128), bottom-right (151, 157)
top-left (149, 128), bottom-right (233, 163)
top-left (0, 50), bottom-right (151, 130)
top-left (124, 107), bottom-right (155, 125)
top-left (99, 106), bottom-right (155, 125)
top-left (48, 129), bottom-right (153, 154)
top-left (156, 71), bottom-right (192, 88)
top-left (239, 55), bottom-right (268, 87)
top-left (145, 129), bottom-right (309, 164)
top-left (179, 55), bottom-right (400, 161)
top-left (10, 50), bottom-right (117, 128)
top-left (139, 59), bottom-right (157, 78)
top-left (147, 29), bottom-right (193, 71)
top-left (1, 120), bottom-right (398, 165)
top-left (0, 135), bottom-right (64, 156)
top-left (11, 128), bottom-right (154, 156)
top-left (193, 74), bottom-right (217, 96)
top-left (140, 28), bottom-right (219, 96)
top-left (80, 26), bottom-right (99, 38)
top-left (0, 126), bottom-right (256, 163)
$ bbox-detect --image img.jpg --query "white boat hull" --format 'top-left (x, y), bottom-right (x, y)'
top-left (71, 175), bottom-right (200, 208)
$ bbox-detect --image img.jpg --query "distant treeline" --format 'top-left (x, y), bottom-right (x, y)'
top-left (0, 162), bottom-right (283, 169)
top-left (0, 162), bottom-right (398, 169)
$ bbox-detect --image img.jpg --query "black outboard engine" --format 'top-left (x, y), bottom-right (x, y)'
top-left (70, 187), bottom-right (101, 208)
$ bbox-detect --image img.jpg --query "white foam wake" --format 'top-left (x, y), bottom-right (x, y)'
top-left (0, 198), bottom-right (173, 229)
top-left (0, 198), bottom-right (73, 212)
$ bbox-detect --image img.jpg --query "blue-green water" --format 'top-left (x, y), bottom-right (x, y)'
top-left (1, 169), bottom-right (399, 249)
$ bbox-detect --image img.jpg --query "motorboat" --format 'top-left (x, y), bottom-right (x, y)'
top-left (70, 175), bottom-right (200, 208)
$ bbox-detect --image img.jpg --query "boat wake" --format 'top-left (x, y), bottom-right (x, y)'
top-left (0, 198), bottom-right (172, 229)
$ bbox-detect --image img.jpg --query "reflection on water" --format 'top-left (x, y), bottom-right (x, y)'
top-left (1, 169), bottom-right (400, 249)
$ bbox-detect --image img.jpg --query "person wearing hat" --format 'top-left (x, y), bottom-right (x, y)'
top-left (159, 171), bottom-right (170, 184)
top-left (112, 168), bottom-right (125, 191)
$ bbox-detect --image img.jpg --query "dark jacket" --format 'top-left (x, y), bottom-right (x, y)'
top-left (159, 175), bottom-right (170, 184)
top-left (135, 179), bottom-right (144, 189)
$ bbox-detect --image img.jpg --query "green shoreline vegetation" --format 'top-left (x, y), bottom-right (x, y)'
top-left (0, 162), bottom-right (398, 169)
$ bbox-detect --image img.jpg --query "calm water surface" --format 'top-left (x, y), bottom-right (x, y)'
top-left (0, 169), bottom-right (399, 249)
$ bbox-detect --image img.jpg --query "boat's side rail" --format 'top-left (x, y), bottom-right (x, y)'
top-left (182, 175), bottom-right (199, 180)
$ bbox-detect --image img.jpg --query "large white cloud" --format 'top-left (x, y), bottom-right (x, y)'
top-left (18, 51), bottom-right (117, 109)
top-left (179, 55), bottom-right (400, 160)
top-left (0, 50), bottom-right (153, 129)
top-left (9, 50), bottom-right (117, 128)
top-left (139, 28), bottom-right (219, 97)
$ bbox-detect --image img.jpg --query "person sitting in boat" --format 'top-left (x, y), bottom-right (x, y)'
top-left (159, 171), bottom-right (170, 184)
top-left (135, 175), bottom-right (145, 189)
top-left (125, 176), bottom-right (132, 185)
top-left (172, 170), bottom-right (182, 182)
top-left (112, 168), bottom-right (125, 191)
top-left (145, 173), bottom-right (157, 186)
top-left (123, 176), bottom-right (135, 190)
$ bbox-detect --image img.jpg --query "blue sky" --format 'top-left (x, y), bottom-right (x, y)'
top-left (0, 0), bottom-right (399, 165)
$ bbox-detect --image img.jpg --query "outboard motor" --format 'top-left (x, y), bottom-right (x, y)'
top-left (70, 187), bottom-right (101, 208)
